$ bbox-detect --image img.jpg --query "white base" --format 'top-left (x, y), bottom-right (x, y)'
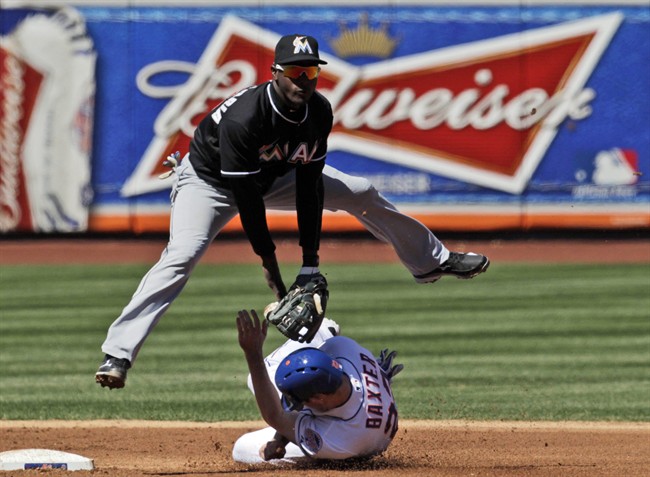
top-left (0, 449), bottom-right (94, 471)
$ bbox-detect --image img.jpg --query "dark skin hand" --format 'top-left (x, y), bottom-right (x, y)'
top-left (261, 432), bottom-right (290, 460)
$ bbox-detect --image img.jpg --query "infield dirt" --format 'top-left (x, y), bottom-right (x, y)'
top-left (1, 419), bottom-right (649, 477)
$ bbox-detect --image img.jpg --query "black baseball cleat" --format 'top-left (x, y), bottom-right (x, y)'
top-left (414, 252), bottom-right (490, 283)
top-left (95, 354), bottom-right (131, 389)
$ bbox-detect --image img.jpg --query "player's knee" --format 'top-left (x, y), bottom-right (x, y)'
top-left (350, 179), bottom-right (381, 213)
top-left (331, 177), bottom-right (378, 211)
top-left (350, 176), bottom-right (375, 195)
top-left (232, 434), bottom-right (259, 464)
top-left (232, 428), bottom-right (276, 464)
top-left (164, 237), bottom-right (211, 267)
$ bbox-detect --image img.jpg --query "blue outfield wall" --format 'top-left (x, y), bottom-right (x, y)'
top-left (0, 3), bottom-right (648, 233)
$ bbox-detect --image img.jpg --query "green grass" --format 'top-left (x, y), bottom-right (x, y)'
top-left (1, 262), bottom-right (649, 422)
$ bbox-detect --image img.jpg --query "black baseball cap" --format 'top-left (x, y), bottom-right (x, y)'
top-left (274, 34), bottom-right (328, 65)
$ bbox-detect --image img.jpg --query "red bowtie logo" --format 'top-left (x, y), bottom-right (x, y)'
top-left (125, 13), bottom-right (622, 197)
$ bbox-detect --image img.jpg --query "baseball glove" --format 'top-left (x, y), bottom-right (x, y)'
top-left (377, 348), bottom-right (404, 383)
top-left (264, 276), bottom-right (329, 343)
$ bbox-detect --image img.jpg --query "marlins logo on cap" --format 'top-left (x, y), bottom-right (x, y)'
top-left (274, 34), bottom-right (328, 65)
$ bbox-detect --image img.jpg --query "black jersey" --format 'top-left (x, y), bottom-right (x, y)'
top-left (188, 81), bottom-right (333, 258)
top-left (189, 81), bottom-right (332, 192)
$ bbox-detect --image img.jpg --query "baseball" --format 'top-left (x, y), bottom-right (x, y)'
top-left (263, 301), bottom-right (279, 319)
top-left (313, 293), bottom-right (323, 315)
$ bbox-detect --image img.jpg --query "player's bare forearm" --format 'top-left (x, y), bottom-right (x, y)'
top-left (261, 253), bottom-right (287, 299)
top-left (236, 310), bottom-right (298, 443)
top-left (246, 357), bottom-right (289, 428)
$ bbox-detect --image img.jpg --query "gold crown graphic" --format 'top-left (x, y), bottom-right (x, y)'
top-left (328, 13), bottom-right (399, 59)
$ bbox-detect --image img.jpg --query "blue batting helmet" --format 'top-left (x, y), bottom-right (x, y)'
top-left (275, 347), bottom-right (344, 411)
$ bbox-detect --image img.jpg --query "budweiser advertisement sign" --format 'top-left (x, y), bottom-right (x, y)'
top-left (0, 8), bottom-right (96, 233)
top-left (1, 5), bottom-right (647, 233)
top-left (126, 13), bottom-right (623, 196)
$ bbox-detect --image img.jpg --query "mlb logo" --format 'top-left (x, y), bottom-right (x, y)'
top-left (592, 149), bottom-right (639, 186)
top-left (576, 148), bottom-right (639, 186)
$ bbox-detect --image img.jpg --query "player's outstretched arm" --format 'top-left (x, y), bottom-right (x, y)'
top-left (295, 160), bottom-right (324, 280)
top-left (236, 309), bottom-right (298, 443)
top-left (229, 175), bottom-right (287, 300)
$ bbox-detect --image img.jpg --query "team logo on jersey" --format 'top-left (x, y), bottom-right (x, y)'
top-left (126, 13), bottom-right (622, 197)
top-left (259, 139), bottom-right (320, 164)
top-left (300, 428), bottom-right (323, 454)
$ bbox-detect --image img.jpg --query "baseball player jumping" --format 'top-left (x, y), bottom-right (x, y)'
top-left (95, 33), bottom-right (489, 389)
top-left (234, 309), bottom-right (402, 463)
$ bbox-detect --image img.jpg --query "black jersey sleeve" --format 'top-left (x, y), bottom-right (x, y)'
top-left (230, 175), bottom-right (276, 257)
top-left (295, 160), bottom-right (325, 266)
top-left (312, 91), bottom-right (334, 162)
top-left (294, 92), bottom-right (332, 266)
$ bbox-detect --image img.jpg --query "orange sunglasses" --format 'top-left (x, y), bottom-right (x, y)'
top-left (275, 64), bottom-right (321, 80)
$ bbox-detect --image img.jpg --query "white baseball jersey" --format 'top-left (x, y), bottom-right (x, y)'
top-left (295, 336), bottom-right (398, 459)
top-left (234, 321), bottom-right (399, 464)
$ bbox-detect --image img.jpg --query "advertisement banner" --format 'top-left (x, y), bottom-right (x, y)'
top-left (1, 3), bottom-right (648, 233)
top-left (1, 7), bottom-right (95, 232)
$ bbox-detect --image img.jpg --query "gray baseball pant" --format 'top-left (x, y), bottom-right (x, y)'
top-left (101, 157), bottom-right (448, 362)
